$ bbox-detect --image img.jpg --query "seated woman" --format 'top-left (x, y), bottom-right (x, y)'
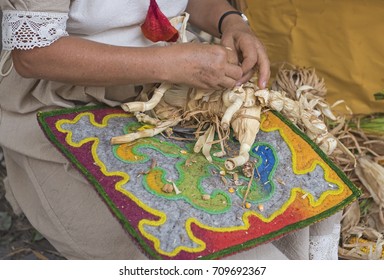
top-left (0, 0), bottom-right (340, 259)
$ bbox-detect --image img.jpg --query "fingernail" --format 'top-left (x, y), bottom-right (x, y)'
top-left (261, 81), bottom-right (266, 88)
top-left (236, 81), bottom-right (242, 86)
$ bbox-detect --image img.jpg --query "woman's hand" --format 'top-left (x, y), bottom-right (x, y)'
top-left (160, 42), bottom-right (244, 89)
top-left (220, 17), bottom-right (270, 89)
top-left (186, 0), bottom-right (270, 89)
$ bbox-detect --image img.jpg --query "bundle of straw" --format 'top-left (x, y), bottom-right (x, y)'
top-left (331, 114), bottom-right (384, 259)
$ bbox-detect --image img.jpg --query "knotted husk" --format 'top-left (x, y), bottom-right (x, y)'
top-left (225, 105), bottom-right (261, 170)
top-left (183, 85), bottom-right (261, 170)
top-left (271, 64), bottom-right (338, 127)
top-left (115, 65), bottom-right (346, 169)
top-left (254, 88), bottom-right (339, 156)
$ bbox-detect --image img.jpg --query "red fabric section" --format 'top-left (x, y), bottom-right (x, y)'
top-left (190, 205), bottom-right (304, 256)
top-left (141, 0), bottom-right (179, 42)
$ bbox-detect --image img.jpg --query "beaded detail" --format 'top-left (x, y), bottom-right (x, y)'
top-left (2, 10), bottom-right (69, 50)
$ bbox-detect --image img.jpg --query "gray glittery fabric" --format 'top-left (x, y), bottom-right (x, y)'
top-left (61, 112), bottom-right (344, 254)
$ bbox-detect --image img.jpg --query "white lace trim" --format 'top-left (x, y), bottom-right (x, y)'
top-left (2, 10), bottom-right (69, 50)
top-left (309, 223), bottom-right (341, 260)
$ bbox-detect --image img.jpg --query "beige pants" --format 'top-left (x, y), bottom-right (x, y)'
top-left (3, 147), bottom-right (341, 260)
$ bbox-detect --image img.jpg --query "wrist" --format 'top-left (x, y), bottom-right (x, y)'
top-left (218, 11), bottom-right (249, 36)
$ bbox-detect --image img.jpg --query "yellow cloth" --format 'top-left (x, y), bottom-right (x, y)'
top-left (244, 0), bottom-right (384, 114)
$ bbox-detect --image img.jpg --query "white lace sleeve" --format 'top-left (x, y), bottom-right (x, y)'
top-left (2, 10), bottom-right (69, 50)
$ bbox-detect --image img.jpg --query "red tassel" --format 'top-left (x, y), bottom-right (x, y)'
top-left (141, 0), bottom-right (179, 42)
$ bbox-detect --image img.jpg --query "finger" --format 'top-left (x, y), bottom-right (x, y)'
top-left (225, 63), bottom-right (243, 81)
top-left (238, 38), bottom-right (266, 70)
top-left (218, 76), bottom-right (237, 89)
top-left (239, 45), bottom-right (270, 88)
top-left (221, 37), bottom-right (239, 65)
top-left (256, 52), bottom-right (270, 89)
top-left (225, 46), bottom-right (239, 65)
top-left (249, 43), bottom-right (270, 88)
top-left (236, 69), bottom-right (255, 85)
top-left (236, 39), bottom-right (259, 73)
top-left (240, 51), bottom-right (257, 74)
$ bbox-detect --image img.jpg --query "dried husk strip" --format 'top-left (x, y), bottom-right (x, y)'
top-left (341, 201), bottom-right (361, 234)
top-left (355, 157), bottom-right (384, 230)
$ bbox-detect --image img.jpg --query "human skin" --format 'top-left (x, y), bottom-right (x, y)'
top-left (186, 0), bottom-right (270, 88)
top-left (11, 0), bottom-right (270, 90)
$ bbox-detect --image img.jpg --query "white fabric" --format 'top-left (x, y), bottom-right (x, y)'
top-left (2, 10), bottom-right (68, 50)
top-left (67, 0), bottom-right (189, 46)
top-left (309, 223), bottom-right (341, 260)
top-left (1, 0), bottom-right (189, 50)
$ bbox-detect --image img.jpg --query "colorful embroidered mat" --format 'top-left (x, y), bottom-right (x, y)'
top-left (37, 106), bottom-right (360, 260)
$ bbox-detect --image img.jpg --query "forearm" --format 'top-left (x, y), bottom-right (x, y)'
top-left (186, 0), bottom-right (239, 37)
top-left (11, 36), bottom-right (170, 87)
top-left (11, 35), bottom-right (243, 89)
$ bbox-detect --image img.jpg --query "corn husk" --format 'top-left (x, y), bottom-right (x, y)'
top-left (355, 157), bottom-right (384, 208)
top-left (340, 236), bottom-right (384, 260)
top-left (341, 201), bottom-right (361, 234)
top-left (365, 203), bottom-right (384, 233)
top-left (333, 113), bottom-right (384, 260)
top-left (272, 64), bottom-right (327, 99)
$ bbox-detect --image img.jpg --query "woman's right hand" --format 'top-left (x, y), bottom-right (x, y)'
top-left (159, 42), bottom-right (243, 90)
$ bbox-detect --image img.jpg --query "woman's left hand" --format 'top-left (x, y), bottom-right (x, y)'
top-left (220, 21), bottom-right (270, 89)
